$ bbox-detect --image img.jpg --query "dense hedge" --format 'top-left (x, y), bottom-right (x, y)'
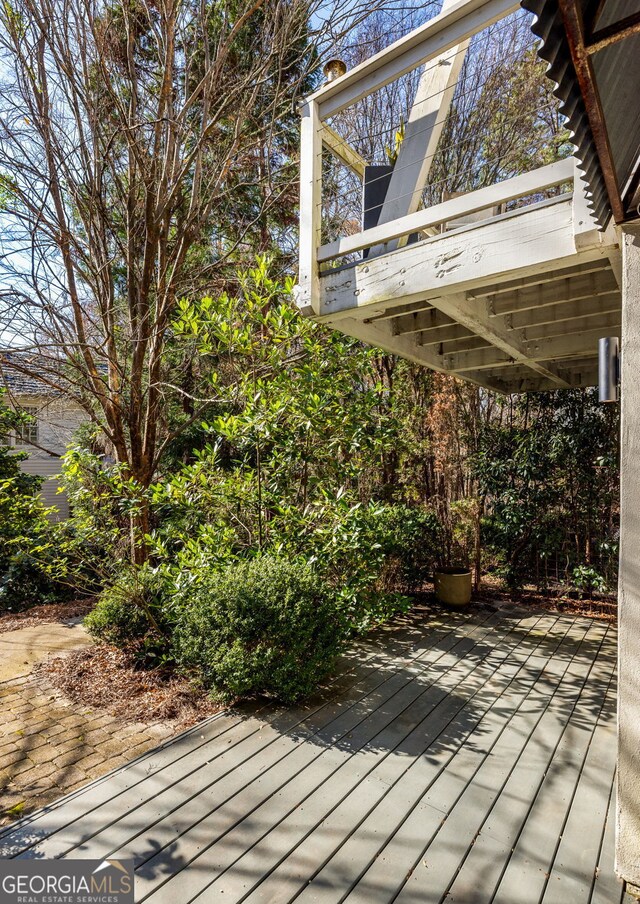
top-left (172, 556), bottom-right (348, 702)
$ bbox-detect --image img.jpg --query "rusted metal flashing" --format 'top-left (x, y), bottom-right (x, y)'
top-left (556, 0), bottom-right (624, 221)
top-left (585, 11), bottom-right (640, 53)
top-left (523, 0), bottom-right (611, 228)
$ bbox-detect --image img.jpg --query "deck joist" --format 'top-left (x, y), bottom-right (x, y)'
top-left (313, 193), bottom-right (621, 394)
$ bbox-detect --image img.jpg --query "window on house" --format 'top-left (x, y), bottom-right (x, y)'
top-left (14, 407), bottom-right (39, 446)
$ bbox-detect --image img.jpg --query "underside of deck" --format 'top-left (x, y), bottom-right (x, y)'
top-left (0, 605), bottom-right (624, 903)
top-left (296, 0), bottom-right (625, 395)
top-left (315, 196), bottom-right (622, 395)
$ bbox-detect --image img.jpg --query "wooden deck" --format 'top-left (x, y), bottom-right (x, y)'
top-left (0, 604), bottom-right (625, 903)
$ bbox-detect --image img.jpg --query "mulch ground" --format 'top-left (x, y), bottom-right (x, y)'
top-left (37, 646), bottom-right (223, 728)
top-left (474, 576), bottom-right (617, 622)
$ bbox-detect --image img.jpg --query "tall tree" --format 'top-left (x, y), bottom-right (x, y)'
top-left (0, 0), bottom-right (323, 558)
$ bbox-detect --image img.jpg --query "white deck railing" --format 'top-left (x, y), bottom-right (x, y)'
top-left (298, 0), bottom-right (591, 316)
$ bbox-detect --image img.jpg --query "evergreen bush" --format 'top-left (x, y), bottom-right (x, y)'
top-left (172, 556), bottom-right (348, 703)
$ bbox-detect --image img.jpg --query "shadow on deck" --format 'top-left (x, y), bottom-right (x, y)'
top-left (0, 602), bottom-right (624, 904)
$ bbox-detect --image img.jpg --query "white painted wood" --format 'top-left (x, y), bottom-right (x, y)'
top-left (491, 269), bottom-right (620, 315)
top-left (5, 393), bottom-right (86, 521)
top-left (392, 307), bottom-right (455, 335)
top-left (468, 258), bottom-right (612, 299)
top-left (608, 245), bottom-right (622, 288)
top-left (508, 292), bottom-right (620, 329)
top-left (372, 0), bottom-right (469, 254)
top-left (308, 0), bottom-right (520, 119)
top-left (465, 368), bottom-right (599, 392)
top-left (333, 317), bottom-right (504, 391)
top-left (369, 301), bottom-right (437, 322)
top-left (396, 290), bottom-right (620, 335)
top-left (422, 292), bottom-right (570, 386)
top-left (616, 224), bottom-right (640, 892)
top-left (418, 324), bottom-right (473, 345)
top-left (365, 260), bottom-right (613, 323)
top-left (319, 198), bottom-right (605, 321)
top-left (320, 124), bottom-right (367, 178)
top-left (525, 324), bottom-right (620, 361)
top-left (522, 310), bottom-right (621, 342)
top-left (297, 101), bottom-right (322, 316)
top-left (446, 323), bottom-right (620, 372)
top-left (441, 335), bottom-right (491, 353)
top-left (318, 159), bottom-right (575, 263)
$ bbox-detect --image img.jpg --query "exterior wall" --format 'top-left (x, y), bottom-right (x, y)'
top-left (9, 395), bottom-right (85, 521)
top-left (617, 224), bottom-right (640, 893)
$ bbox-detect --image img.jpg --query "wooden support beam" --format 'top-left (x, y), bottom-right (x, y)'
top-left (508, 291), bottom-right (620, 330)
top-left (297, 101), bottom-right (322, 316)
top-left (446, 322), bottom-right (620, 371)
top-left (368, 258), bottom-right (615, 326)
top-left (617, 225), bottom-right (640, 892)
top-left (468, 258), bottom-right (612, 299)
top-left (526, 322), bottom-right (620, 360)
top-left (320, 125), bottom-right (367, 178)
top-left (328, 316), bottom-right (488, 389)
top-left (417, 323), bottom-right (473, 345)
top-left (522, 310), bottom-right (621, 342)
top-left (365, 301), bottom-right (435, 323)
top-left (440, 336), bottom-right (491, 353)
top-left (319, 198), bottom-right (608, 322)
top-left (607, 246), bottom-right (622, 287)
top-left (468, 356), bottom-right (598, 381)
top-left (318, 160), bottom-right (575, 263)
top-left (471, 366), bottom-right (600, 393)
top-left (392, 307), bottom-right (455, 335)
top-left (307, 0), bottom-right (519, 119)
top-left (426, 292), bottom-right (570, 386)
top-left (322, 315), bottom-right (519, 392)
top-left (490, 267), bottom-right (619, 316)
top-left (373, 0), bottom-right (469, 253)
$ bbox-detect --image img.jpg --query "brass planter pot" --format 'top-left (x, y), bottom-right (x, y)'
top-left (434, 567), bottom-right (472, 607)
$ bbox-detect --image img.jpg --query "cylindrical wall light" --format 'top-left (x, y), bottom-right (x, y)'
top-left (598, 336), bottom-right (620, 403)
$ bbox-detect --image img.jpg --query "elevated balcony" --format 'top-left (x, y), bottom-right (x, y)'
top-left (297, 0), bottom-right (621, 393)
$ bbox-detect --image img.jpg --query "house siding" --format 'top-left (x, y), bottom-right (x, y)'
top-left (9, 395), bottom-right (85, 520)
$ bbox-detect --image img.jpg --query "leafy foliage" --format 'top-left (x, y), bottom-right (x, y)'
top-left (84, 565), bottom-right (169, 652)
top-left (172, 556), bottom-right (347, 702)
top-left (0, 393), bottom-right (64, 610)
top-left (160, 256), bottom-right (428, 626)
top-left (475, 391), bottom-right (619, 590)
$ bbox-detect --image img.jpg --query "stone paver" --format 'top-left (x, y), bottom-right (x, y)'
top-left (0, 622), bottom-right (175, 828)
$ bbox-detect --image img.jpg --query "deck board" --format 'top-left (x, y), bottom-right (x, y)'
top-left (0, 604), bottom-right (625, 904)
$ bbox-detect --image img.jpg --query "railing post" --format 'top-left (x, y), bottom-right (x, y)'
top-left (297, 100), bottom-right (322, 317)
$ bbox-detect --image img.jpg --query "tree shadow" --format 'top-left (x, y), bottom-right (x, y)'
top-left (0, 602), bottom-right (617, 904)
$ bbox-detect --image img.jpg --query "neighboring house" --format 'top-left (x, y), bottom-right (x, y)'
top-left (0, 355), bottom-right (86, 519)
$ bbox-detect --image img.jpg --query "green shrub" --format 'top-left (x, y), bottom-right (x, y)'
top-left (301, 501), bottom-right (438, 634)
top-left (373, 504), bottom-right (441, 591)
top-left (84, 566), bottom-right (169, 655)
top-left (172, 555), bottom-right (348, 703)
top-left (0, 393), bottom-right (65, 612)
top-left (571, 565), bottom-right (607, 596)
